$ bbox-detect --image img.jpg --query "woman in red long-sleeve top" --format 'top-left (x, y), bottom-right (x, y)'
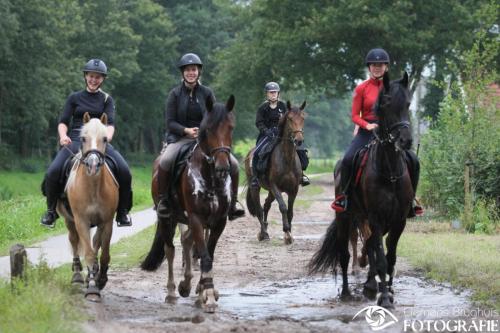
top-left (331, 48), bottom-right (423, 217)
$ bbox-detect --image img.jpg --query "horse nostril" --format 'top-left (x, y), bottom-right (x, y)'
top-left (296, 140), bottom-right (303, 146)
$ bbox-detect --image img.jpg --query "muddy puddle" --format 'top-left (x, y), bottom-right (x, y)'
top-left (217, 275), bottom-right (476, 332)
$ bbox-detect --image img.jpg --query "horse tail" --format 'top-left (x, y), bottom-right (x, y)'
top-left (308, 218), bottom-right (342, 274)
top-left (141, 221), bottom-right (166, 271)
top-left (246, 188), bottom-right (259, 217)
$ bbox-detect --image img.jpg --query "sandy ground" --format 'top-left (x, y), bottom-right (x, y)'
top-left (81, 175), bottom-right (489, 333)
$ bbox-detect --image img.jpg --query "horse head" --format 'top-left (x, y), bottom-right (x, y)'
top-left (198, 95), bottom-right (236, 179)
top-left (282, 100), bottom-right (306, 146)
top-left (376, 72), bottom-right (412, 151)
top-left (81, 112), bottom-right (108, 176)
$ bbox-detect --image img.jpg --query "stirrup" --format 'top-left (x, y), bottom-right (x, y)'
top-left (331, 195), bottom-right (347, 213)
top-left (40, 210), bottom-right (58, 228)
top-left (116, 212), bottom-right (132, 227)
top-left (301, 175), bottom-right (310, 186)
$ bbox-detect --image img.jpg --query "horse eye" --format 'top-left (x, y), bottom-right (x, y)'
top-left (103, 137), bottom-right (108, 143)
top-left (82, 137), bottom-right (86, 143)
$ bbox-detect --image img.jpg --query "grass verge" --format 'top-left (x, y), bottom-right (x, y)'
top-left (399, 225), bottom-right (500, 311)
top-left (0, 261), bottom-right (85, 333)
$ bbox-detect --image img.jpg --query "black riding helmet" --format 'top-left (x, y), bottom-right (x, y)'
top-left (83, 59), bottom-right (108, 76)
top-left (178, 53), bottom-right (203, 71)
top-left (264, 82), bottom-right (280, 92)
top-left (365, 48), bottom-right (390, 66)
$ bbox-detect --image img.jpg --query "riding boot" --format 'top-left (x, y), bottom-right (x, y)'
top-left (116, 190), bottom-right (133, 227)
top-left (157, 166), bottom-right (171, 220)
top-left (228, 167), bottom-right (245, 221)
top-left (331, 164), bottom-right (351, 213)
top-left (40, 179), bottom-right (60, 228)
top-left (300, 173), bottom-right (310, 186)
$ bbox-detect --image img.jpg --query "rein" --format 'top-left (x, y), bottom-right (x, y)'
top-left (371, 121), bottom-right (409, 183)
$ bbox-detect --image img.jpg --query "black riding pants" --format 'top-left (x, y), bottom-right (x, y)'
top-left (45, 141), bottom-right (131, 194)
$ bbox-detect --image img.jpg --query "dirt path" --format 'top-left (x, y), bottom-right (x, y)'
top-left (82, 175), bottom-right (481, 333)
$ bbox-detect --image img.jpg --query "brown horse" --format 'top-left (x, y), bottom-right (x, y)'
top-left (57, 112), bottom-right (118, 301)
top-left (244, 101), bottom-right (306, 244)
top-left (142, 95), bottom-right (237, 313)
top-left (309, 72), bottom-right (414, 309)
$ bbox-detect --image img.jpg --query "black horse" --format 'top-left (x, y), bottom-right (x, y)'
top-left (309, 72), bottom-right (414, 309)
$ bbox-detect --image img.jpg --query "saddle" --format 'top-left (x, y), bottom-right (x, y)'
top-left (353, 147), bottom-right (370, 187)
top-left (255, 136), bottom-right (279, 175)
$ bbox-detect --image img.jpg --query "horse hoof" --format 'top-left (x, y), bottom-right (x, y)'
top-left (71, 273), bottom-right (84, 285)
top-left (85, 286), bottom-right (101, 302)
top-left (165, 295), bottom-right (177, 304)
top-left (284, 233), bottom-right (294, 245)
top-left (340, 289), bottom-right (352, 301)
top-left (378, 296), bottom-right (395, 309)
top-left (178, 281), bottom-right (191, 298)
top-left (257, 232), bottom-right (270, 242)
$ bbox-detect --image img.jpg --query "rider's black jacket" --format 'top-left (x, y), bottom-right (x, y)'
top-left (165, 82), bottom-right (215, 144)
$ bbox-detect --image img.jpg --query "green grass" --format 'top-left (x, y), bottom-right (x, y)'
top-left (0, 261), bottom-right (85, 333)
top-left (399, 228), bottom-right (500, 311)
top-left (0, 167), bottom-right (154, 255)
top-left (110, 225), bottom-right (157, 270)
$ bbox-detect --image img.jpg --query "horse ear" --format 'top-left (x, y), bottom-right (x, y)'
top-left (83, 112), bottom-right (91, 124)
top-left (286, 100), bottom-right (292, 111)
top-left (402, 71), bottom-right (409, 88)
top-left (206, 96), bottom-right (214, 113)
top-left (383, 72), bottom-right (391, 92)
top-left (226, 94), bottom-right (235, 112)
top-left (300, 100), bottom-right (306, 111)
top-left (100, 113), bottom-right (108, 125)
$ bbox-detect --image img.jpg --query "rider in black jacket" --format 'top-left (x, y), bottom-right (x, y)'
top-left (250, 82), bottom-right (310, 187)
top-left (156, 53), bottom-right (244, 220)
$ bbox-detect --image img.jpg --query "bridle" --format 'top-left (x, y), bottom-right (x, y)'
top-left (203, 145), bottom-right (232, 165)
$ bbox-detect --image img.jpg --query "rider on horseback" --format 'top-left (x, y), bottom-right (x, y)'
top-left (250, 82), bottom-right (310, 188)
top-left (40, 59), bottom-right (133, 228)
top-left (331, 48), bottom-right (423, 217)
top-left (156, 53), bottom-right (244, 221)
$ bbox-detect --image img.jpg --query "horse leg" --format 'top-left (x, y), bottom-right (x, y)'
top-left (363, 234), bottom-right (378, 300)
top-left (269, 186), bottom-right (290, 244)
top-left (163, 222), bottom-right (177, 302)
top-left (284, 190), bottom-right (297, 245)
top-left (350, 226), bottom-right (360, 276)
top-left (337, 215), bottom-right (352, 299)
top-left (65, 219), bottom-right (84, 285)
top-left (96, 221), bottom-right (113, 290)
top-left (199, 219), bottom-right (226, 313)
top-left (190, 215), bottom-right (217, 313)
top-left (371, 226), bottom-right (393, 309)
top-left (251, 187), bottom-right (267, 242)
top-left (358, 219), bottom-right (370, 268)
top-left (385, 220), bottom-right (406, 300)
top-left (74, 218), bottom-right (100, 301)
top-left (260, 192), bottom-right (274, 241)
top-left (178, 224), bottom-right (194, 297)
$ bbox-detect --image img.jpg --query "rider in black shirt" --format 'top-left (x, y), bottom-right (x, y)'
top-left (40, 59), bottom-right (133, 228)
top-left (250, 82), bottom-right (310, 187)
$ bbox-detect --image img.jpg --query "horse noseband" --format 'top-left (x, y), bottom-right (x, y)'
top-left (288, 129), bottom-right (304, 145)
top-left (82, 149), bottom-right (106, 169)
top-left (387, 121), bottom-right (410, 144)
top-left (205, 146), bottom-right (231, 165)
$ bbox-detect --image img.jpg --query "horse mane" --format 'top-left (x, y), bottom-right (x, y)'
top-left (198, 102), bottom-right (228, 143)
top-left (374, 74), bottom-right (409, 129)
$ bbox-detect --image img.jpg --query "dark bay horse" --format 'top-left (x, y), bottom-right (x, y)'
top-left (244, 101), bottom-right (306, 244)
top-left (57, 113), bottom-right (118, 301)
top-left (309, 72), bottom-right (414, 309)
top-left (142, 95), bottom-right (237, 313)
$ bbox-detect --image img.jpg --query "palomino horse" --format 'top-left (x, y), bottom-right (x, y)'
top-left (142, 95), bottom-right (237, 313)
top-left (57, 112), bottom-right (118, 301)
top-left (309, 72), bottom-right (414, 309)
top-left (245, 101), bottom-right (306, 244)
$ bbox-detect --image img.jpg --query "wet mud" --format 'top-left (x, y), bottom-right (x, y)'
top-left (82, 175), bottom-right (488, 333)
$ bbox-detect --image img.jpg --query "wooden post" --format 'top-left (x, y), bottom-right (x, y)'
top-left (10, 244), bottom-right (27, 281)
